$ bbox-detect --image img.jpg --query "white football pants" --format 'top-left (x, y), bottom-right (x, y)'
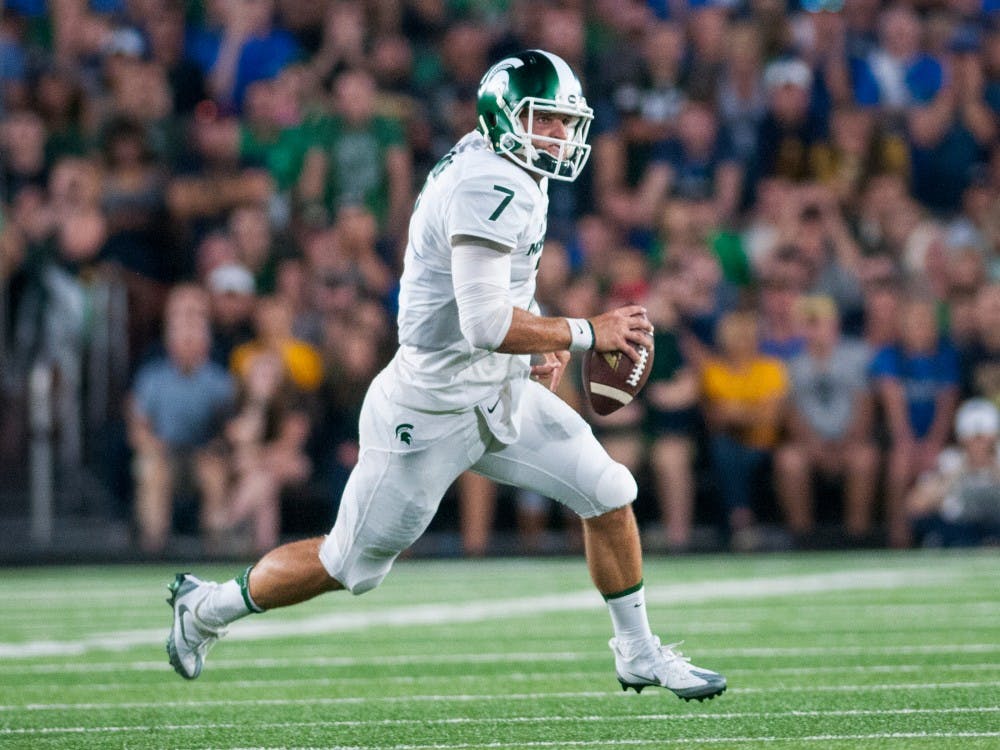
top-left (319, 368), bottom-right (636, 593)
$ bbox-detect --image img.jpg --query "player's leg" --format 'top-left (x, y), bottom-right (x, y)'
top-left (166, 380), bottom-right (486, 679)
top-left (473, 382), bottom-right (726, 700)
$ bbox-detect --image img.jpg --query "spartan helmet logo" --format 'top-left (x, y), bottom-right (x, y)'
top-left (394, 423), bottom-right (413, 445)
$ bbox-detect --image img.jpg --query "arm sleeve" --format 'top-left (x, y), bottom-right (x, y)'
top-left (452, 243), bottom-right (514, 351)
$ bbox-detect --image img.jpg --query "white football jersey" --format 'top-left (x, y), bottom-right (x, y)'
top-left (390, 130), bottom-right (549, 412)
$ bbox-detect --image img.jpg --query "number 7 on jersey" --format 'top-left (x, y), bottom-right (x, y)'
top-left (488, 185), bottom-right (515, 221)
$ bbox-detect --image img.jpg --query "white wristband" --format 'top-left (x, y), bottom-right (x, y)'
top-left (565, 317), bottom-right (595, 352)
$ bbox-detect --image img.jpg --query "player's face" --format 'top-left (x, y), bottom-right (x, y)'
top-left (519, 111), bottom-right (576, 156)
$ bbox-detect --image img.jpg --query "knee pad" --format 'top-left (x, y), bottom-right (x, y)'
top-left (318, 534), bottom-right (394, 596)
top-left (594, 460), bottom-right (638, 512)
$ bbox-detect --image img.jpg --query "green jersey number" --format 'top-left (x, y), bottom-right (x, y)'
top-left (488, 185), bottom-right (515, 221)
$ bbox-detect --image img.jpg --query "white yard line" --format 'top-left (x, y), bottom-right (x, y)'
top-left (3, 682), bottom-right (999, 712)
top-left (1, 707), bottom-right (998, 734)
top-left (0, 568), bottom-right (961, 658)
top-left (10, 661), bottom-right (998, 693)
top-left (223, 734), bottom-right (1000, 750)
top-left (4, 642), bottom-right (1000, 675)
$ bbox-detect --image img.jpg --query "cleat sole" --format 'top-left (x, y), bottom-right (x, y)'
top-left (619, 677), bottom-right (727, 702)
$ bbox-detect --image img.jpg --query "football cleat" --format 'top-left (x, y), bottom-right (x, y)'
top-left (166, 573), bottom-right (226, 680)
top-left (611, 636), bottom-right (727, 701)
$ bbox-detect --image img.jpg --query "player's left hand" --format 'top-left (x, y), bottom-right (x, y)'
top-left (532, 350), bottom-right (570, 392)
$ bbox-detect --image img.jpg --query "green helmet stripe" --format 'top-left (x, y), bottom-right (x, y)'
top-left (537, 50), bottom-right (577, 97)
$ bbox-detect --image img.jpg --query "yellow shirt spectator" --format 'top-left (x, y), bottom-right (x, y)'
top-left (701, 356), bottom-right (789, 449)
top-left (231, 340), bottom-right (323, 392)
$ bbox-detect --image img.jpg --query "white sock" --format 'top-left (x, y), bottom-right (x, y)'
top-left (605, 582), bottom-right (653, 645)
top-left (197, 566), bottom-right (263, 629)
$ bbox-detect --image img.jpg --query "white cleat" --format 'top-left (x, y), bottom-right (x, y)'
top-left (166, 573), bottom-right (226, 680)
top-left (611, 636), bottom-right (727, 701)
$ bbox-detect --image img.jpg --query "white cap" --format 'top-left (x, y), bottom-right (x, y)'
top-left (208, 263), bottom-right (256, 295)
top-left (103, 28), bottom-right (146, 58)
top-left (764, 59), bottom-right (813, 92)
top-left (955, 398), bottom-right (999, 440)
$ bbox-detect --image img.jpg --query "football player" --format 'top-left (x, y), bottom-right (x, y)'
top-left (166, 49), bottom-right (726, 701)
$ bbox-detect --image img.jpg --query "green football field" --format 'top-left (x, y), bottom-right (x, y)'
top-left (1, 550), bottom-right (998, 750)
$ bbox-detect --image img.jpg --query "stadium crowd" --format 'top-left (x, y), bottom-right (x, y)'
top-left (1, 0), bottom-right (999, 556)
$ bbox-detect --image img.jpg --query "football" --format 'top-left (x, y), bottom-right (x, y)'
top-left (583, 341), bottom-right (654, 416)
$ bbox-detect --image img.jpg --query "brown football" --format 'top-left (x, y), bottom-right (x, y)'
top-left (582, 341), bottom-right (654, 416)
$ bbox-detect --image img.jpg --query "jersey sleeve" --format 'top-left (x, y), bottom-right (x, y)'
top-left (446, 171), bottom-right (534, 253)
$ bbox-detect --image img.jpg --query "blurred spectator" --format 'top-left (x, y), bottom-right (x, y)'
top-left (424, 22), bottom-right (492, 159)
top-left (665, 244), bottom-right (736, 369)
top-left (774, 295), bottom-right (879, 544)
top-left (684, 3), bottom-right (728, 103)
top-left (960, 282), bottom-right (1000, 403)
top-left (0, 108), bottom-right (48, 202)
top-left (0, 9), bottom-right (29, 113)
top-left (872, 294), bottom-right (960, 547)
top-left (716, 22), bottom-right (767, 166)
top-left (207, 261), bottom-right (257, 367)
top-left (750, 58), bottom-right (831, 187)
top-left (606, 100), bottom-right (743, 233)
top-left (105, 59), bottom-right (185, 167)
top-left (851, 4), bottom-right (943, 116)
top-left (145, 2), bottom-right (207, 117)
top-left (331, 202), bottom-right (396, 301)
top-left (643, 270), bottom-right (699, 551)
top-left (456, 471), bottom-right (497, 557)
top-left (314, 304), bottom-right (388, 519)
top-left (231, 294), bottom-right (323, 393)
top-left (237, 69), bottom-right (315, 191)
top-left (227, 202), bottom-right (285, 293)
top-left (306, 0), bottom-right (367, 86)
top-left (860, 264), bottom-right (903, 349)
top-left (32, 65), bottom-right (87, 163)
top-left (99, 116), bottom-right (171, 281)
top-left (947, 174), bottom-right (1000, 264)
top-left (224, 349), bottom-right (311, 554)
top-left (791, 2), bottom-right (854, 113)
top-left (815, 105), bottom-right (909, 211)
top-left (166, 105), bottom-right (274, 231)
top-left (756, 250), bottom-right (808, 361)
top-left (126, 285), bottom-right (235, 553)
top-left (905, 23), bottom-right (995, 213)
top-left (601, 19), bottom-right (686, 199)
top-left (908, 397), bottom-right (1000, 547)
top-left (187, 0), bottom-right (301, 113)
top-left (792, 185), bottom-right (866, 329)
top-left (700, 308), bottom-right (789, 550)
top-left (296, 67), bottom-right (412, 242)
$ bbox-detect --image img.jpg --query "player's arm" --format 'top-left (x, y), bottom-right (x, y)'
top-left (452, 242), bottom-right (651, 361)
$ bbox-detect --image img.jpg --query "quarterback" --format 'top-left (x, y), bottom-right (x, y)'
top-left (166, 50), bottom-right (726, 701)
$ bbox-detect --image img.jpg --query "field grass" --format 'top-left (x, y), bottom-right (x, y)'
top-left (0, 549), bottom-right (998, 750)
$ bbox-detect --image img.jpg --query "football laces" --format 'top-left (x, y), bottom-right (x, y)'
top-left (626, 346), bottom-right (648, 388)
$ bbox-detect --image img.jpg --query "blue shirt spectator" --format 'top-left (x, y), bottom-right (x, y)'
top-left (849, 5), bottom-right (944, 110)
top-left (870, 340), bottom-right (960, 438)
top-left (132, 355), bottom-right (235, 449)
top-left (186, 2), bottom-right (300, 112)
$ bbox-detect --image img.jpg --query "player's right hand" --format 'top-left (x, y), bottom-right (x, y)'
top-left (590, 305), bottom-right (653, 363)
